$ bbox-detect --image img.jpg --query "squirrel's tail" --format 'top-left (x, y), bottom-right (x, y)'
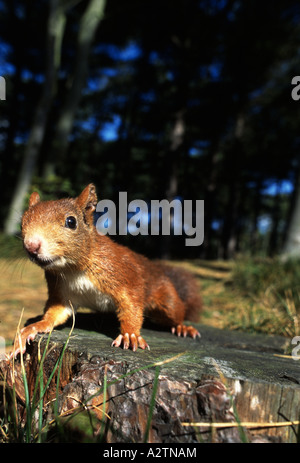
top-left (162, 264), bottom-right (202, 322)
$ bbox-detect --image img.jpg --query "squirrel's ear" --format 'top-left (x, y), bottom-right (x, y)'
top-left (77, 183), bottom-right (98, 212)
top-left (29, 192), bottom-right (40, 207)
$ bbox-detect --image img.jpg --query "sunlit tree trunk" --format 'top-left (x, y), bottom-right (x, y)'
top-left (4, 0), bottom-right (67, 235)
top-left (281, 171), bottom-right (300, 259)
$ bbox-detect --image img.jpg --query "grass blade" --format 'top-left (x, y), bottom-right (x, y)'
top-left (143, 365), bottom-right (160, 443)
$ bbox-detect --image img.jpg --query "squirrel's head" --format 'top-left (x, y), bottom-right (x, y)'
top-left (21, 184), bottom-right (98, 270)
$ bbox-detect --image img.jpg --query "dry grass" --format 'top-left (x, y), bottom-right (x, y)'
top-left (176, 258), bottom-right (300, 338)
top-left (0, 258), bottom-right (47, 344)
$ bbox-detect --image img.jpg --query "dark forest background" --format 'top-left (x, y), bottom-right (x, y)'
top-left (1, 0), bottom-right (300, 260)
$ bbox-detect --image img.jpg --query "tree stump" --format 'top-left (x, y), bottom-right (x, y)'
top-left (1, 319), bottom-right (300, 443)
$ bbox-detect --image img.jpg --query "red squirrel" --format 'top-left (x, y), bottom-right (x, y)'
top-left (13, 184), bottom-right (202, 355)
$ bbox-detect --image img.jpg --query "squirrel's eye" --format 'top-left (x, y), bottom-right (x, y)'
top-left (65, 216), bottom-right (77, 229)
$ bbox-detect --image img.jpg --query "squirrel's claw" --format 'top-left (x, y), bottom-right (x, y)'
top-left (10, 326), bottom-right (39, 358)
top-left (171, 324), bottom-right (201, 339)
top-left (112, 333), bottom-right (150, 351)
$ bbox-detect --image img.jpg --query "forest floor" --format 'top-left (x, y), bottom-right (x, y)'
top-left (0, 254), bottom-right (299, 348)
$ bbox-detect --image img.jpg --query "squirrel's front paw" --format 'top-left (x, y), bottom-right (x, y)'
top-left (11, 320), bottom-right (53, 358)
top-left (11, 325), bottom-right (39, 357)
top-left (112, 333), bottom-right (150, 351)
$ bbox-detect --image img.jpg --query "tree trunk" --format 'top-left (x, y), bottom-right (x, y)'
top-left (160, 110), bottom-right (185, 259)
top-left (3, 0), bottom-right (67, 235)
top-left (0, 2), bottom-right (24, 226)
top-left (202, 141), bottom-right (220, 259)
top-left (281, 169), bottom-right (300, 259)
top-left (222, 113), bottom-right (245, 259)
top-left (50, 0), bottom-right (106, 162)
top-left (250, 175), bottom-right (263, 255)
top-left (3, 325), bottom-right (299, 442)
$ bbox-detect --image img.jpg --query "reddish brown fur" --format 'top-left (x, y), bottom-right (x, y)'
top-left (13, 184), bottom-right (202, 355)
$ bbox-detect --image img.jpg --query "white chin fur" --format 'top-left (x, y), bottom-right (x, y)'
top-left (44, 256), bottom-right (68, 269)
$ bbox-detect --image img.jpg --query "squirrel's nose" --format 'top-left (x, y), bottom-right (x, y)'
top-left (24, 238), bottom-right (42, 255)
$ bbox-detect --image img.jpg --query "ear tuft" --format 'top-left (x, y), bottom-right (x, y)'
top-left (77, 183), bottom-right (98, 212)
top-left (29, 192), bottom-right (40, 207)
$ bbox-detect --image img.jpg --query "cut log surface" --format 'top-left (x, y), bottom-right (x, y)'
top-left (2, 321), bottom-right (300, 443)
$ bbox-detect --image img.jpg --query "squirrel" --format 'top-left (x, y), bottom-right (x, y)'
top-left (13, 184), bottom-right (202, 356)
